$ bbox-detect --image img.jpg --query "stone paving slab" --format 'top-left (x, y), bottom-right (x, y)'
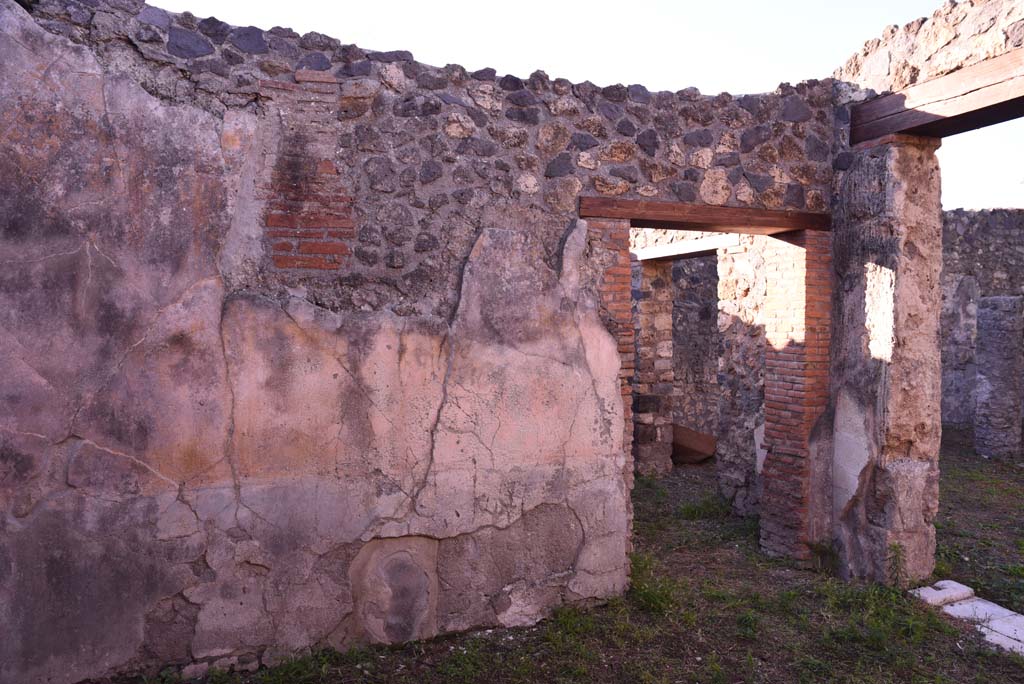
top-left (987, 614), bottom-right (1024, 642)
top-left (979, 626), bottom-right (1024, 655)
top-left (942, 597), bottom-right (1015, 623)
top-left (913, 581), bottom-right (1024, 656)
top-left (910, 580), bottom-right (974, 606)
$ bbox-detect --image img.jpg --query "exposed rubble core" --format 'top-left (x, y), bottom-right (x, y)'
top-left (21, 0), bottom-right (834, 321)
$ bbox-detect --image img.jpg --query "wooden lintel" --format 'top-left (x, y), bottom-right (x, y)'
top-left (579, 197), bottom-right (830, 234)
top-left (631, 234), bottom-right (741, 261)
top-left (851, 48), bottom-right (1024, 144)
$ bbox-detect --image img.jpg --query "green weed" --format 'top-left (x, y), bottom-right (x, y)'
top-left (628, 553), bottom-right (680, 615)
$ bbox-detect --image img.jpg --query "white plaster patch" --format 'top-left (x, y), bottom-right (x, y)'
top-left (832, 390), bottom-right (871, 517)
top-left (864, 262), bottom-right (895, 362)
top-left (753, 422), bottom-right (766, 474)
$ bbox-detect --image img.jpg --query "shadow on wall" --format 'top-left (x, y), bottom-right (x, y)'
top-left (715, 310), bottom-right (766, 516)
top-left (681, 306), bottom-right (831, 565)
top-left (630, 228), bottom-right (834, 559)
top-left (672, 255), bottom-right (719, 435)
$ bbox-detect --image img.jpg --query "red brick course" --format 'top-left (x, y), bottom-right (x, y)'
top-left (259, 80), bottom-right (354, 273)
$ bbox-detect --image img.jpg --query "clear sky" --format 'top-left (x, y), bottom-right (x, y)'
top-left (153, 0), bottom-right (1023, 210)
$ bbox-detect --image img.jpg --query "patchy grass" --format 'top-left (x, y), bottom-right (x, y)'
top-left (935, 429), bottom-right (1024, 614)
top-left (113, 460), bottom-right (1024, 684)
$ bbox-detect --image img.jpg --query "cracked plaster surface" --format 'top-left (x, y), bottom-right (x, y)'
top-left (0, 3), bottom-right (627, 682)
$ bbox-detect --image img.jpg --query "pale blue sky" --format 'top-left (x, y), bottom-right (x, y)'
top-left (154, 0), bottom-right (1023, 209)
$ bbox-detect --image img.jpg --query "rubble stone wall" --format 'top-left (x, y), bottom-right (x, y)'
top-left (834, 0), bottom-right (1023, 94)
top-left (715, 237), bottom-right (769, 515)
top-left (628, 229), bottom-right (770, 511)
top-left (628, 225), bottom-right (831, 544)
top-left (940, 210), bottom-right (1024, 435)
top-left (672, 256), bottom-right (719, 434)
top-left (974, 296), bottom-right (1024, 460)
top-left (0, 0), bottom-right (837, 681)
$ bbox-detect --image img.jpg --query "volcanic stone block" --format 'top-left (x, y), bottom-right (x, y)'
top-left (167, 26), bottom-right (213, 58)
top-left (974, 296), bottom-right (1024, 460)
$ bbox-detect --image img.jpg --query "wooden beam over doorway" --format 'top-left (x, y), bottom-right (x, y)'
top-left (579, 197), bottom-right (831, 235)
top-left (850, 48), bottom-right (1024, 144)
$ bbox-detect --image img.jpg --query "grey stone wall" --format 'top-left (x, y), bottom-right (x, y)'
top-left (940, 210), bottom-right (1024, 432)
top-left (974, 296), bottom-right (1024, 460)
top-left (672, 256), bottom-right (719, 434)
top-left (944, 210), bottom-right (1024, 298)
top-left (941, 272), bottom-right (978, 428)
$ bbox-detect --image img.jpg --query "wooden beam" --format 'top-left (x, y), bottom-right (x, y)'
top-left (579, 198), bottom-right (830, 235)
top-left (851, 48), bottom-right (1024, 144)
top-left (631, 234), bottom-right (740, 261)
top-left (672, 425), bottom-right (716, 464)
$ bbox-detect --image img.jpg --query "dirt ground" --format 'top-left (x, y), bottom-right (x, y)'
top-left (106, 458), bottom-right (1024, 684)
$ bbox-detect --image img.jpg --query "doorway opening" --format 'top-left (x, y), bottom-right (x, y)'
top-left (583, 198), bottom-right (832, 561)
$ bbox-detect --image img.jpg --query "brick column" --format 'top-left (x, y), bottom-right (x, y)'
top-left (760, 230), bottom-right (832, 560)
top-left (632, 258), bottom-right (675, 475)
top-left (585, 219), bottom-right (635, 472)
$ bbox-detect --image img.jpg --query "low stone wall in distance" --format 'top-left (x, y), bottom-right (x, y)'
top-left (940, 209), bottom-right (1024, 461)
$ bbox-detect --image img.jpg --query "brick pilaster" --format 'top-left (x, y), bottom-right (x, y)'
top-left (632, 258), bottom-right (674, 475)
top-left (585, 219), bottom-right (635, 473)
top-left (760, 230), bottom-right (832, 559)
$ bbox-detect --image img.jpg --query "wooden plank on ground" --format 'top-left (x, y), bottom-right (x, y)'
top-left (850, 48), bottom-right (1024, 144)
top-left (579, 198), bottom-right (830, 234)
top-left (672, 425), bottom-right (716, 465)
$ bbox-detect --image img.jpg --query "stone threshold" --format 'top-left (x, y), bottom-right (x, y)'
top-left (911, 580), bottom-right (1024, 655)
